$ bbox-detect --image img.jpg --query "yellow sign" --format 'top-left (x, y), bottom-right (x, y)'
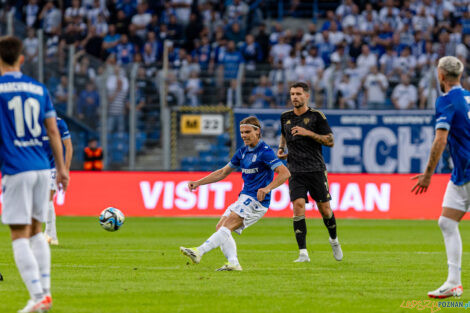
top-left (181, 115), bottom-right (201, 134)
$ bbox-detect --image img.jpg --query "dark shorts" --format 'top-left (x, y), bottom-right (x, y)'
top-left (289, 171), bottom-right (331, 203)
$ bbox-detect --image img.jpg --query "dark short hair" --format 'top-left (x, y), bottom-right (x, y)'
top-left (0, 36), bottom-right (23, 66)
top-left (289, 82), bottom-right (310, 93)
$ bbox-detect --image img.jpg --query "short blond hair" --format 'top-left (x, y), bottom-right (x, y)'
top-left (437, 56), bottom-right (464, 80)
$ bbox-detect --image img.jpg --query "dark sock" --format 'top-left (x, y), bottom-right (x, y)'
top-left (323, 213), bottom-right (337, 239)
top-left (293, 216), bottom-right (307, 249)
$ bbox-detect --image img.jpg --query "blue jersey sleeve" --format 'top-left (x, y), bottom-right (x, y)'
top-left (229, 148), bottom-right (242, 168)
top-left (259, 147), bottom-right (283, 171)
top-left (435, 96), bottom-right (455, 131)
top-left (57, 118), bottom-right (71, 140)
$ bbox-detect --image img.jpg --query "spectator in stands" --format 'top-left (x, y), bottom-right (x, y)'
top-left (95, 13), bottom-right (109, 37)
top-left (225, 0), bottom-right (249, 25)
top-left (64, 0), bottom-right (86, 24)
top-left (78, 81), bottom-right (100, 128)
top-left (418, 67), bottom-right (438, 109)
top-left (393, 46), bottom-right (417, 78)
top-left (81, 25), bottom-right (103, 59)
top-left (87, 0), bottom-right (109, 25)
top-left (185, 71), bottom-right (203, 107)
top-left (337, 73), bottom-right (358, 109)
top-left (241, 34), bottom-right (262, 71)
top-left (167, 14), bottom-right (184, 43)
top-left (131, 2), bottom-right (151, 40)
top-left (167, 71), bottom-right (185, 106)
top-left (193, 35), bottom-right (211, 71)
top-left (115, 34), bottom-right (135, 65)
top-left (171, 0), bottom-right (192, 26)
top-left (23, 28), bottom-right (39, 63)
top-left (255, 23), bottom-right (270, 63)
top-left (391, 74), bottom-right (418, 110)
top-left (270, 35), bottom-right (292, 65)
top-left (363, 65), bottom-right (389, 109)
top-left (222, 40), bottom-right (243, 84)
top-left (54, 75), bottom-right (69, 113)
top-left (103, 24), bottom-right (121, 56)
top-left (24, 0), bottom-right (39, 28)
top-left (84, 138), bottom-right (103, 171)
top-left (357, 44), bottom-right (377, 78)
top-left (39, 0), bottom-right (61, 36)
top-left (250, 75), bottom-right (274, 108)
top-left (226, 22), bottom-right (245, 45)
top-left (179, 54), bottom-right (200, 81)
top-left (106, 65), bottom-right (128, 133)
top-left (113, 9), bottom-right (130, 34)
top-left (272, 81), bottom-right (288, 108)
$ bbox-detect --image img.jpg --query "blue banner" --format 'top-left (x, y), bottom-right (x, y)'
top-left (234, 109), bottom-right (450, 174)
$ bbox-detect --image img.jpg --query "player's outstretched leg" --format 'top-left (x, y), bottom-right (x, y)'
top-left (219, 232), bottom-right (242, 271)
top-left (293, 215), bottom-right (310, 262)
top-left (428, 216), bottom-right (463, 298)
top-left (320, 203), bottom-right (343, 261)
top-left (180, 226), bottom-right (232, 264)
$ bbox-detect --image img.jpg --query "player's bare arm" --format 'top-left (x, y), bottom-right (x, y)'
top-left (188, 164), bottom-right (236, 191)
top-left (45, 117), bottom-right (69, 191)
top-left (411, 129), bottom-right (448, 194)
top-left (63, 137), bottom-right (73, 172)
top-left (277, 134), bottom-right (288, 159)
top-left (291, 126), bottom-right (334, 147)
top-left (257, 164), bottom-right (290, 202)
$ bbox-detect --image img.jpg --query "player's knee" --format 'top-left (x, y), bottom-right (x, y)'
top-left (438, 216), bottom-right (458, 233)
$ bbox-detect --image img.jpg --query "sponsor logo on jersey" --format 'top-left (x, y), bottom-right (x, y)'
top-left (242, 168), bottom-right (259, 174)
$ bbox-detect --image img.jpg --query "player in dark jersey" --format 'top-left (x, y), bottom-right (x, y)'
top-left (180, 116), bottom-right (290, 271)
top-left (278, 82), bottom-right (343, 262)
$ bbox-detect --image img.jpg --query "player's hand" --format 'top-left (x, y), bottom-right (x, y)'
top-left (56, 169), bottom-right (69, 192)
top-left (257, 187), bottom-right (270, 202)
top-left (188, 181), bottom-right (199, 192)
top-left (291, 126), bottom-right (310, 137)
top-left (277, 149), bottom-right (287, 160)
top-left (411, 174), bottom-right (431, 195)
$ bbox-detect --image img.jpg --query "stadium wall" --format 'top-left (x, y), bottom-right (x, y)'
top-left (0, 172), bottom-right (458, 220)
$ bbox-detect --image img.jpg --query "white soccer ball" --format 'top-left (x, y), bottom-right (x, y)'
top-left (99, 207), bottom-right (125, 232)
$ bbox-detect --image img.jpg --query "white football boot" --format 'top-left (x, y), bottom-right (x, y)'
top-left (329, 237), bottom-right (343, 261)
top-left (17, 296), bottom-right (50, 313)
top-left (428, 282), bottom-right (463, 299)
top-left (293, 250), bottom-right (311, 263)
top-left (216, 262), bottom-right (243, 271)
top-left (180, 247), bottom-right (202, 264)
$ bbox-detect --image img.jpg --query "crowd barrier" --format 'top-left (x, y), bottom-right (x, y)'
top-left (0, 171), bottom-right (458, 220)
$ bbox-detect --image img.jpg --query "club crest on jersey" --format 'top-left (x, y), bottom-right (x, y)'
top-left (252, 154), bottom-right (257, 162)
top-left (303, 118), bottom-right (310, 125)
top-left (286, 120), bottom-right (291, 125)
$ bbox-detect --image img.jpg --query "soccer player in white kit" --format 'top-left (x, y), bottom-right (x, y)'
top-left (412, 56), bottom-right (470, 299)
top-left (0, 36), bottom-right (69, 312)
top-left (180, 116), bottom-right (291, 271)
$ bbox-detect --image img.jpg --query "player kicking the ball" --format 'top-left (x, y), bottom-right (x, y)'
top-left (412, 56), bottom-right (470, 299)
top-left (180, 116), bottom-right (290, 271)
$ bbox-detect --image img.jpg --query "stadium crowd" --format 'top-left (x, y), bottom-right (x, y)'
top-left (5, 0), bottom-right (470, 115)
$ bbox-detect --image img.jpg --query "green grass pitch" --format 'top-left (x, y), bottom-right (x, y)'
top-left (1, 217), bottom-right (469, 313)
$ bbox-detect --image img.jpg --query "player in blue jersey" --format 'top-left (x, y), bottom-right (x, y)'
top-left (412, 56), bottom-right (470, 299)
top-left (180, 116), bottom-right (290, 271)
top-left (0, 36), bottom-right (69, 312)
top-left (43, 117), bottom-right (73, 246)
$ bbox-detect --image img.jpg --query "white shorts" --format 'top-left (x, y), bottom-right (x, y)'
top-left (50, 168), bottom-right (57, 191)
top-left (223, 194), bottom-right (268, 235)
top-left (442, 180), bottom-right (470, 212)
top-left (1, 170), bottom-right (50, 225)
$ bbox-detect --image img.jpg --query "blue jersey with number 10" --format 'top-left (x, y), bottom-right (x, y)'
top-left (435, 85), bottom-right (470, 185)
top-left (0, 72), bottom-right (56, 175)
top-left (229, 140), bottom-right (283, 207)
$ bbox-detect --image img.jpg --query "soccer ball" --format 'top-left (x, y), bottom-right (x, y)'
top-left (99, 207), bottom-right (125, 232)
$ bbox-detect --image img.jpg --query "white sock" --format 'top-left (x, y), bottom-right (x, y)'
top-left (299, 248), bottom-right (308, 255)
top-left (438, 216), bottom-right (462, 285)
top-left (220, 233), bottom-right (239, 265)
top-left (45, 201), bottom-right (57, 240)
top-left (12, 238), bottom-right (43, 300)
top-left (198, 226), bottom-right (231, 255)
top-left (30, 233), bottom-right (51, 295)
